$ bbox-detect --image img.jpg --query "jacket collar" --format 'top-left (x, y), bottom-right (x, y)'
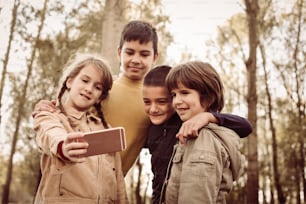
top-left (62, 104), bottom-right (100, 123)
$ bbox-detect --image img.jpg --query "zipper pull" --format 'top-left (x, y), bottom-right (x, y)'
top-left (163, 129), bottom-right (167, 137)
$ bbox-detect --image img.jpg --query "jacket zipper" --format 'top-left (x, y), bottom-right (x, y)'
top-left (158, 141), bottom-right (178, 204)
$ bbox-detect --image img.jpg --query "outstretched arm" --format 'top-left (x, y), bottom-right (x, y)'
top-left (34, 111), bottom-right (89, 163)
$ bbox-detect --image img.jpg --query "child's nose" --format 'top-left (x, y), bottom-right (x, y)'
top-left (172, 96), bottom-right (181, 105)
top-left (131, 54), bottom-right (141, 64)
top-left (150, 103), bottom-right (159, 113)
top-left (85, 85), bottom-right (94, 93)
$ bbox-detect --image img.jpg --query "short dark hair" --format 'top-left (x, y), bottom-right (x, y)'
top-left (144, 65), bottom-right (171, 87)
top-left (166, 61), bottom-right (224, 112)
top-left (119, 20), bottom-right (158, 55)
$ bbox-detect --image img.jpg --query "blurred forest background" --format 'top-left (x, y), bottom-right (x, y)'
top-left (0, 0), bottom-right (305, 203)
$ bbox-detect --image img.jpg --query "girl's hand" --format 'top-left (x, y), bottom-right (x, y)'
top-left (62, 132), bottom-right (89, 163)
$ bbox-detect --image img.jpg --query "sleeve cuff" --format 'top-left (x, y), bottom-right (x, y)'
top-left (57, 141), bottom-right (70, 161)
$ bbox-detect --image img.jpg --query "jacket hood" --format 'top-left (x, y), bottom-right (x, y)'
top-left (206, 123), bottom-right (243, 180)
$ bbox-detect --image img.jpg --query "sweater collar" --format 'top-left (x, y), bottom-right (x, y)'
top-left (117, 74), bottom-right (143, 88)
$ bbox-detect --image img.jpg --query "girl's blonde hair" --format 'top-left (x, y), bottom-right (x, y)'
top-left (57, 53), bottom-right (113, 128)
top-left (166, 61), bottom-right (224, 112)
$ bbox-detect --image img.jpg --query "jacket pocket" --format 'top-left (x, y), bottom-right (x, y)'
top-left (189, 150), bottom-right (216, 178)
top-left (172, 144), bottom-right (184, 164)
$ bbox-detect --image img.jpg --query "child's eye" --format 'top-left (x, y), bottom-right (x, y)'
top-left (157, 99), bottom-right (169, 104)
top-left (181, 90), bottom-right (189, 95)
top-left (141, 53), bottom-right (150, 57)
top-left (125, 50), bottom-right (134, 56)
top-left (82, 79), bottom-right (89, 83)
top-left (95, 86), bottom-right (102, 91)
top-left (140, 52), bottom-right (151, 57)
top-left (143, 100), bottom-right (151, 105)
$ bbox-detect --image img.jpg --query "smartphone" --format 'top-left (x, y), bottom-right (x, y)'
top-left (82, 127), bottom-right (126, 157)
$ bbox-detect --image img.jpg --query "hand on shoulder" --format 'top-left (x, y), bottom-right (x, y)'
top-left (176, 112), bottom-right (217, 144)
top-left (32, 99), bottom-right (58, 118)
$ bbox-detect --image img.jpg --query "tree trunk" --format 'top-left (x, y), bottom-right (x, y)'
top-left (293, 1), bottom-right (305, 201)
top-left (101, 0), bottom-right (127, 75)
top-left (0, 0), bottom-right (19, 125)
top-left (273, 0), bottom-right (305, 201)
top-left (244, 0), bottom-right (259, 203)
top-left (259, 43), bottom-right (286, 203)
top-left (1, 1), bottom-right (48, 203)
top-left (293, 151), bottom-right (301, 204)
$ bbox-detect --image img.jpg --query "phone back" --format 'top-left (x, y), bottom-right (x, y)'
top-left (82, 127), bottom-right (126, 157)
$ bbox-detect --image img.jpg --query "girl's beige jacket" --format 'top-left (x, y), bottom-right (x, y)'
top-left (33, 109), bottom-right (127, 204)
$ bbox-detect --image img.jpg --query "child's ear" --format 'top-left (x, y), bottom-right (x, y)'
top-left (66, 78), bottom-right (72, 90)
top-left (117, 47), bottom-right (122, 61)
top-left (153, 53), bottom-right (159, 64)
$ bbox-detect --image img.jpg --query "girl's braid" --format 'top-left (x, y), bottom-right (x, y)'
top-left (57, 78), bottom-right (74, 126)
top-left (94, 103), bottom-right (109, 129)
top-left (57, 79), bottom-right (68, 114)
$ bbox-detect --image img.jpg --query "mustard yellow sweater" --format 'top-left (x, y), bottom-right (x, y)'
top-left (102, 75), bottom-right (150, 175)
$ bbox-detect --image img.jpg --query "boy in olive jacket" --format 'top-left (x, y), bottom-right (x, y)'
top-left (165, 61), bottom-right (243, 203)
top-left (142, 65), bottom-right (250, 204)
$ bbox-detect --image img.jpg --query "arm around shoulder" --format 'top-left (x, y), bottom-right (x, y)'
top-left (212, 112), bottom-right (252, 138)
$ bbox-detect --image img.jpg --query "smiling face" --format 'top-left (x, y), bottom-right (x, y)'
top-left (143, 86), bottom-right (175, 125)
top-left (171, 82), bottom-right (207, 121)
top-left (66, 64), bottom-right (103, 112)
top-left (118, 40), bottom-right (158, 81)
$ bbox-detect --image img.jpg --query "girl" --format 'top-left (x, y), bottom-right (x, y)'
top-left (33, 54), bottom-right (127, 204)
top-left (164, 61), bottom-right (242, 204)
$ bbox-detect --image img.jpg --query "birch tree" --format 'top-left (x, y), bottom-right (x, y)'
top-left (1, 0), bottom-right (48, 203)
top-left (273, 0), bottom-right (306, 202)
top-left (0, 0), bottom-right (19, 125)
top-left (244, 0), bottom-right (259, 203)
top-left (257, 0), bottom-right (286, 202)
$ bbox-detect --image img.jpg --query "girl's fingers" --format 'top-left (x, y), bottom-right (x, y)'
top-left (67, 148), bottom-right (88, 157)
top-left (62, 132), bottom-right (89, 162)
top-left (66, 132), bottom-right (84, 140)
